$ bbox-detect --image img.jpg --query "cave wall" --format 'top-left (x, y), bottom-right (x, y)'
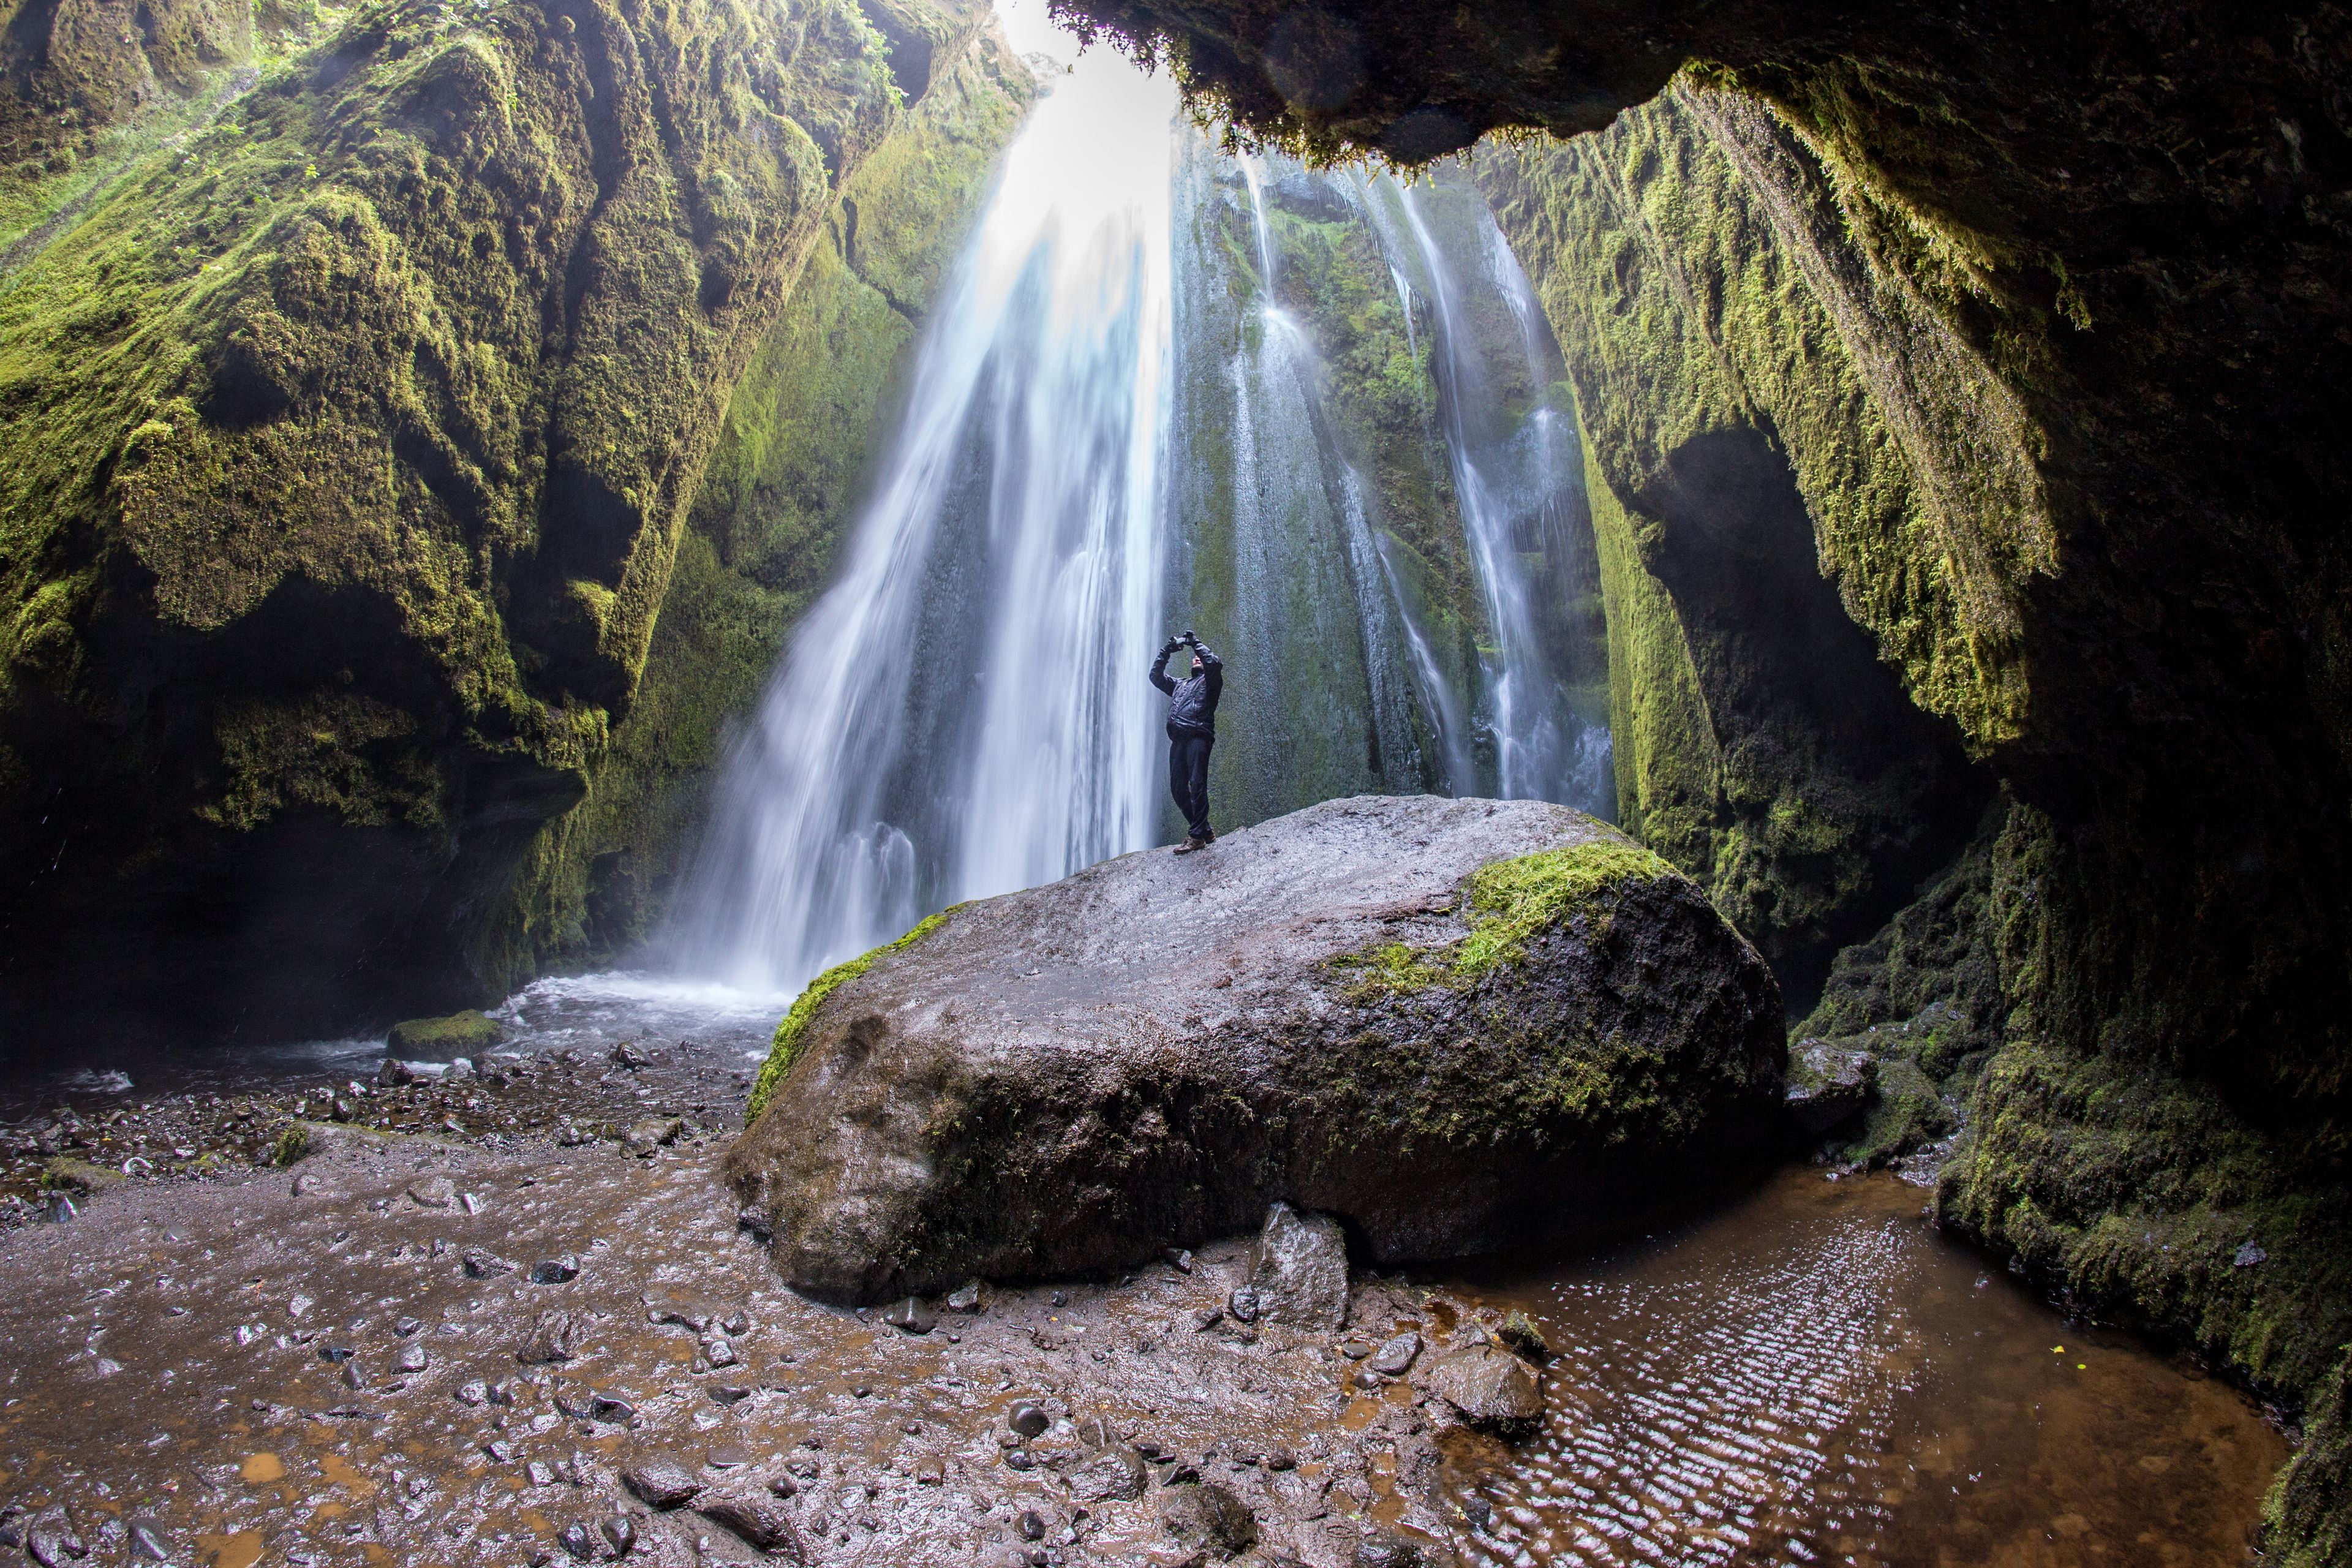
top-left (1475, 90), bottom-right (1994, 1008)
top-left (491, 19), bottom-right (1035, 974)
top-left (1478, 80), bottom-right (2352, 1553)
top-left (1055, 0), bottom-right (2352, 1553)
top-left (0, 0), bottom-right (1021, 1046)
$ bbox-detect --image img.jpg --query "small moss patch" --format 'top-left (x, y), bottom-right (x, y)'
top-left (1333, 838), bottom-right (1679, 1000)
top-left (745, 910), bottom-right (952, 1125)
top-left (40, 1156), bottom-right (124, 1194)
top-left (386, 1010), bottom-right (502, 1056)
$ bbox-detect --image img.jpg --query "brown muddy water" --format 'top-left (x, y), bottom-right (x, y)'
top-left (1437, 1172), bottom-right (2285, 1568)
top-left (0, 1066), bottom-right (2288, 1567)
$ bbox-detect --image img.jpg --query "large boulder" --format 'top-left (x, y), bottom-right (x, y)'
top-left (725, 795), bottom-right (1784, 1302)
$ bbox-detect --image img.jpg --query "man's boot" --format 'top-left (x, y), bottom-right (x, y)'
top-left (1174, 835), bottom-right (1206, 854)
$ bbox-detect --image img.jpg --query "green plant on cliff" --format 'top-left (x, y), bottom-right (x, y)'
top-left (745, 908), bottom-right (953, 1124)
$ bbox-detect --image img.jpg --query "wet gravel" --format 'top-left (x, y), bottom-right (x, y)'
top-left (0, 1040), bottom-right (748, 1229)
top-left (0, 1006), bottom-right (2293, 1568)
top-left (0, 1109), bottom-right (1466, 1567)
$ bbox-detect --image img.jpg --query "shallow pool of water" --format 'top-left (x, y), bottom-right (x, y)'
top-left (1438, 1167), bottom-right (2284, 1568)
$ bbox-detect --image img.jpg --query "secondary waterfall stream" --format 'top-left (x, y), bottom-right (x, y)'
top-left (672, 47), bottom-right (1612, 996)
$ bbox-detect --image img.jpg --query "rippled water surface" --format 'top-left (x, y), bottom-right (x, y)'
top-left (1440, 1169), bottom-right (2284, 1568)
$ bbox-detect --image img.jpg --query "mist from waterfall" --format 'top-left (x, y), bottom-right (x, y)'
top-left (668, 24), bottom-right (1611, 996)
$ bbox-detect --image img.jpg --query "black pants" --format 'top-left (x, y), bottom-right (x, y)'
top-left (1168, 732), bottom-right (1213, 842)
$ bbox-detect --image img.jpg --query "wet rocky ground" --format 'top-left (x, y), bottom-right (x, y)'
top-left (0, 1037), bottom-right (753, 1227)
top-left (0, 1082), bottom-right (1487, 1567)
top-left (0, 1019), bottom-right (2296, 1568)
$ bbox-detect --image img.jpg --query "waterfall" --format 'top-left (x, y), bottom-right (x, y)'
top-left (666, 52), bottom-right (1177, 992)
top-left (1365, 172), bottom-right (1615, 808)
top-left (668, 39), bottom-right (1610, 995)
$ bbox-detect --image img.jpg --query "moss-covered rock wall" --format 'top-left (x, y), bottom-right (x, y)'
top-left (0, 0), bottom-right (1021, 1044)
top-left (1476, 89), bottom-right (1993, 1008)
top-left (494, 20), bottom-right (1033, 971)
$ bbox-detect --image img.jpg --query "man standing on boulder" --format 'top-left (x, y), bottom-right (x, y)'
top-left (1151, 629), bottom-right (1223, 854)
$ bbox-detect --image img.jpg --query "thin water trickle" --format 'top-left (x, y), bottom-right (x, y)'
top-left (1372, 174), bottom-right (1611, 807)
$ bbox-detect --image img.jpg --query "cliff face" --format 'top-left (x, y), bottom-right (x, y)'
top-left (1476, 92), bottom-right (1996, 1006)
top-left (1060, 0), bottom-right (2352, 1555)
top-left (0, 0), bottom-right (1026, 1044)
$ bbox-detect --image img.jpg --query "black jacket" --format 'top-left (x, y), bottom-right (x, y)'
top-left (1151, 641), bottom-right (1224, 738)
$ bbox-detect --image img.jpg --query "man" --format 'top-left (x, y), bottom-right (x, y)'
top-left (1150, 629), bottom-right (1223, 854)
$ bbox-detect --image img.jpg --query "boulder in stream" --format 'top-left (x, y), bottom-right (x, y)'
top-left (725, 796), bottom-right (1784, 1302)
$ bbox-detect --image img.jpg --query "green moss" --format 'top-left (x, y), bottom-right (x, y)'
top-left (2269, 1352), bottom-right (2352, 1568)
top-left (40, 1156), bottom-right (124, 1194)
top-left (1476, 88), bottom-right (1992, 1001)
top-left (486, 24), bottom-right (1035, 974)
top-left (385, 1008), bottom-right (500, 1055)
top-left (1333, 837), bottom-right (1680, 999)
top-left (270, 1121), bottom-right (314, 1166)
top-left (1941, 1038), bottom-right (2352, 1401)
top-left (1458, 839), bottom-right (1678, 975)
top-left (745, 908), bottom-right (953, 1125)
top-left (0, 0), bottom-right (967, 1017)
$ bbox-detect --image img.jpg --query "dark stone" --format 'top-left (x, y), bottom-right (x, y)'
top-left (24, 1514), bottom-right (85, 1568)
top-left (1249, 1203), bottom-right (1349, 1330)
top-left (621, 1455), bottom-right (704, 1509)
top-left (1367, 1331), bottom-right (1420, 1376)
top-left (1419, 1345), bottom-right (1544, 1432)
top-left (696, 1491), bottom-right (805, 1557)
top-left (947, 1280), bottom-right (986, 1313)
top-left (728, 799), bottom-right (1783, 1303)
top-left (1009, 1401), bottom-right (1050, 1439)
top-left (531, 1255), bottom-right (581, 1284)
top-left (1354, 1532), bottom-right (1428, 1568)
top-left (1497, 1311), bottom-right (1554, 1364)
top-left (600, 1517), bottom-right (635, 1556)
top-left (1069, 1446), bottom-right (1148, 1503)
top-left (127, 1519), bottom-right (170, 1562)
top-left (611, 1041), bottom-right (652, 1070)
top-left (393, 1343), bottom-right (429, 1374)
top-left (883, 1297), bottom-right (937, 1334)
top-left (625, 1117), bottom-right (684, 1156)
top-left (558, 1521), bottom-right (596, 1560)
top-left (1784, 1039), bottom-right (1876, 1135)
top-left (518, 1311), bottom-right (578, 1365)
top-left (1017, 1509), bottom-right (1046, 1540)
top-left (589, 1392), bottom-right (636, 1422)
top-left (1158, 1481), bottom-right (1257, 1558)
top-left (462, 1248), bottom-right (516, 1279)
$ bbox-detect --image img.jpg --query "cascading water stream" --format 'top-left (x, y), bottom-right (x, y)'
top-left (1364, 173), bottom-right (1613, 808)
top-left (666, 54), bottom-right (1177, 993)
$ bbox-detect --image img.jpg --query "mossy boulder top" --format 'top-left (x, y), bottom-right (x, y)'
top-left (725, 794), bottom-right (1785, 1303)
